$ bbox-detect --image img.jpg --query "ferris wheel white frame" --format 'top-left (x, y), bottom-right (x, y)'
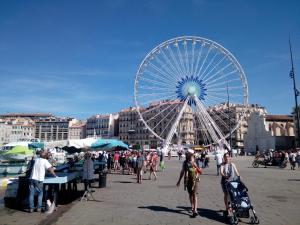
top-left (134, 36), bottom-right (248, 150)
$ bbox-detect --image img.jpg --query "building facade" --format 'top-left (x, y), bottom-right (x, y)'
top-left (197, 103), bottom-right (267, 150)
top-left (86, 114), bottom-right (119, 138)
top-left (244, 113), bottom-right (295, 153)
top-left (118, 101), bottom-right (195, 148)
top-left (69, 122), bottom-right (87, 139)
top-left (0, 120), bottom-right (12, 146)
top-left (35, 117), bottom-right (73, 141)
top-left (0, 118), bottom-right (35, 145)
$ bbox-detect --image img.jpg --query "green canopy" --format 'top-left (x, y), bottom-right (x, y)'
top-left (3, 145), bottom-right (34, 156)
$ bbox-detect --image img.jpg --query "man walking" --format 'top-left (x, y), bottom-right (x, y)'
top-left (215, 150), bottom-right (223, 176)
top-left (28, 151), bottom-right (56, 213)
top-left (136, 152), bottom-right (145, 184)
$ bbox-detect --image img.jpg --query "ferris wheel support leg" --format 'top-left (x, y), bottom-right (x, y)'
top-left (194, 96), bottom-right (231, 150)
top-left (162, 97), bottom-right (190, 155)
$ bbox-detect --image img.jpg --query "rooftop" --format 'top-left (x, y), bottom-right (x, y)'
top-left (266, 115), bottom-right (293, 122)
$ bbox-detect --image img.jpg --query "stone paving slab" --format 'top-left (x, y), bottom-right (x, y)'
top-left (0, 156), bottom-right (299, 225)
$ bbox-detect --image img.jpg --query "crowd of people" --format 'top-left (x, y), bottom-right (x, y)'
top-left (97, 150), bottom-right (161, 183)
top-left (255, 148), bottom-right (300, 169)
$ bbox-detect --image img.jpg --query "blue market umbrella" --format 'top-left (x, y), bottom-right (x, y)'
top-left (91, 139), bottom-right (128, 151)
top-left (28, 142), bottom-right (45, 149)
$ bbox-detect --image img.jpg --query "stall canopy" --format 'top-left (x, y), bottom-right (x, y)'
top-left (44, 138), bottom-right (128, 151)
top-left (91, 139), bottom-right (128, 151)
top-left (28, 142), bottom-right (45, 149)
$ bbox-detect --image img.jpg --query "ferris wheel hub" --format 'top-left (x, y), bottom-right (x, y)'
top-left (176, 76), bottom-right (206, 105)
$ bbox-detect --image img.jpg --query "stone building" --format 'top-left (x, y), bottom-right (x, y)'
top-left (69, 122), bottom-right (86, 139)
top-left (244, 113), bottom-right (295, 154)
top-left (265, 115), bottom-right (295, 150)
top-left (0, 118), bottom-right (35, 145)
top-left (35, 117), bottom-right (73, 141)
top-left (118, 100), bottom-right (195, 148)
top-left (244, 112), bottom-right (275, 154)
top-left (198, 103), bottom-right (267, 150)
top-left (86, 114), bottom-right (119, 139)
top-left (0, 120), bottom-right (12, 146)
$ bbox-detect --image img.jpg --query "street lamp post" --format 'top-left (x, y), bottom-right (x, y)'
top-left (289, 37), bottom-right (300, 148)
top-left (227, 84), bottom-right (232, 155)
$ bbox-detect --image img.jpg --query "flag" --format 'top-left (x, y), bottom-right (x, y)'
top-left (290, 70), bottom-right (294, 79)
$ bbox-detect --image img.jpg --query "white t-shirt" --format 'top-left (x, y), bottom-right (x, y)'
top-left (215, 153), bottom-right (223, 165)
top-left (30, 158), bottom-right (52, 182)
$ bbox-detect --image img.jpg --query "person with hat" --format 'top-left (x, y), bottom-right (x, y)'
top-left (177, 149), bottom-right (202, 218)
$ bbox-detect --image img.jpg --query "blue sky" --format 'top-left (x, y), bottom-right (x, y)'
top-left (0, 0), bottom-right (299, 119)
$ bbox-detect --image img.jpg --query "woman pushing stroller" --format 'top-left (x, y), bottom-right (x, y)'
top-left (220, 153), bottom-right (240, 217)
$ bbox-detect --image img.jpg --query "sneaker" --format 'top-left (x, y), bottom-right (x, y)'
top-left (35, 208), bottom-right (42, 212)
top-left (27, 208), bottom-right (34, 213)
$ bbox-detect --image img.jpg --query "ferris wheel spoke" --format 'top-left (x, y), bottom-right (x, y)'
top-left (191, 40), bottom-right (196, 77)
top-left (205, 85), bottom-right (242, 92)
top-left (167, 45), bottom-right (185, 77)
top-left (160, 47), bottom-right (182, 81)
top-left (198, 50), bottom-right (219, 80)
top-left (145, 102), bottom-right (178, 123)
top-left (147, 61), bottom-right (178, 84)
top-left (206, 78), bottom-right (241, 89)
top-left (137, 90), bottom-right (176, 98)
top-left (204, 69), bottom-right (238, 87)
top-left (195, 113), bottom-right (213, 144)
top-left (162, 96), bottom-right (190, 149)
top-left (201, 55), bottom-right (227, 81)
top-left (195, 106), bottom-right (219, 144)
top-left (139, 76), bottom-right (174, 89)
top-left (204, 93), bottom-right (228, 103)
top-left (195, 96), bottom-right (230, 149)
top-left (138, 93), bottom-right (179, 107)
top-left (202, 62), bottom-right (233, 84)
top-left (151, 102), bottom-right (182, 131)
top-left (195, 45), bottom-right (213, 79)
top-left (139, 85), bottom-right (175, 91)
top-left (193, 42), bottom-right (204, 77)
top-left (154, 52), bottom-right (181, 83)
top-left (175, 42), bottom-right (188, 76)
top-left (206, 108), bottom-right (230, 130)
top-left (183, 40), bottom-right (190, 75)
top-left (159, 105), bottom-right (180, 138)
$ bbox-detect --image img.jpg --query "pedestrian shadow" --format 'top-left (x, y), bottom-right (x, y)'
top-left (113, 181), bottom-right (134, 184)
top-left (138, 205), bottom-right (189, 216)
top-left (287, 179), bottom-right (300, 181)
top-left (177, 206), bottom-right (228, 223)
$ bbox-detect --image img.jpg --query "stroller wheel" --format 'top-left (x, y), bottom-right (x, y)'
top-left (250, 216), bottom-right (259, 224)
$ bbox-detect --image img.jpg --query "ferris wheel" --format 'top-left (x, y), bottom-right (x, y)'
top-left (134, 36), bottom-right (248, 151)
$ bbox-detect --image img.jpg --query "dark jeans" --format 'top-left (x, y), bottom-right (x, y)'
top-left (29, 179), bottom-right (43, 210)
top-left (84, 179), bottom-right (92, 191)
top-left (217, 164), bottom-right (221, 175)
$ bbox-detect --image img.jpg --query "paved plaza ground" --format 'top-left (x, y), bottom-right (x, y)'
top-left (0, 156), bottom-right (299, 225)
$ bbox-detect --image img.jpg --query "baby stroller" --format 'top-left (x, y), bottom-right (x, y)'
top-left (225, 178), bottom-right (259, 225)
